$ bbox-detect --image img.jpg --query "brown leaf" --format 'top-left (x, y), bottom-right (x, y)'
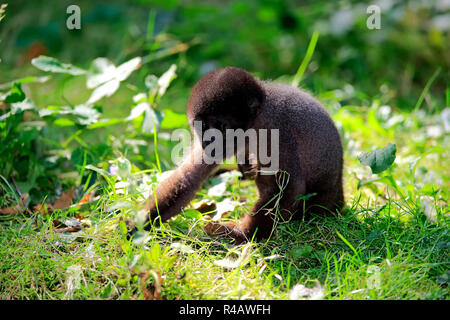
top-left (0, 194), bottom-right (29, 215)
top-left (190, 199), bottom-right (216, 213)
top-left (53, 226), bottom-right (82, 233)
top-left (0, 204), bottom-right (23, 215)
top-left (52, 187), bottom-right (74, 210)
top-left (78, 191), bottom-right (98, 205)
top-left (33, 187), bottom-right (75, 214)
top-left (213, 198), bottom-right (240, 221)
top-left (204, 221), bottom-right (234, 237)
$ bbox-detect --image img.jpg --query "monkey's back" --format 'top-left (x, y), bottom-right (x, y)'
top-left (258, 82), bottom-right (343, 195)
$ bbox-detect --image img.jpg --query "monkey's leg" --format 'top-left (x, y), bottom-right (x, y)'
top-left (305, 188), bottom-right (344, 216)
top-left (206, 173), bottom-right (305, 244)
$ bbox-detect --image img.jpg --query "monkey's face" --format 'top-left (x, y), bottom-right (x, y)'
top-left (187, 67), bottom-right (265, 153)
top-left (192, 112), bottom-right (244, 151)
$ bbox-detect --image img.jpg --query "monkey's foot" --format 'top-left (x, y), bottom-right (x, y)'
top-left (204, 221), bottom-right (248, 244)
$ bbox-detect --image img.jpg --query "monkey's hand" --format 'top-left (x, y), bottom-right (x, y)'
top-left (204, 221), bottom-right (248, 245)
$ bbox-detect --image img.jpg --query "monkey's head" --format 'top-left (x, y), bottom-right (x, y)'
top-left (187, 67), bottom-right (265, 146)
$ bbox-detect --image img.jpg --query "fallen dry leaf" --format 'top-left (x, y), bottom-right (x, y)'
top-left (0, 203), bottom-right (23, 215)
top-left (191, 199), bottom-right (216, 213)
top-left (0, 193), bottom-right (29, 215)
top-left (213, 198), bottom-right (240, 221)
top-left (52, 187), bottom-right (74, 209)
top-left (34, 188), bottom-right (76, 214)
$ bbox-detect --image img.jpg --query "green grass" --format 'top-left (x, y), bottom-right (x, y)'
top-left (1, 100), bottom-right (448, 300)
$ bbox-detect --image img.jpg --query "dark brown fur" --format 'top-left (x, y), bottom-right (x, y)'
top-left (138, 67), bottom-right (344, 244)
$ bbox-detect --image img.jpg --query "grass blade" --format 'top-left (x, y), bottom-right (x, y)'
top-left (292, 31), bottom-right (319, 87)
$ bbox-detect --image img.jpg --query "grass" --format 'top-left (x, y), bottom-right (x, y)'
top-left (1, 98), bottom-right (448, 300)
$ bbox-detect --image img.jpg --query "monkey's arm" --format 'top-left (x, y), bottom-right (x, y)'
top-left (144, 145), bottom-right (218, 227)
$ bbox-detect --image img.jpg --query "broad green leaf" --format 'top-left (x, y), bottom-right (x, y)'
top-left (157, 64), bottom-right (177, 96)
top-left (31, 56), bottom-right (86, 75)
top-left (0, 76), bottom-right (50, 90)
top-left (85, 164), bottom-right (111, 179)
top-left (142, 108), bottom-right (162, 134)
top-left (115, 57), bottom-right (142, 81)
top-left (183, 209), bottom-right (203, 220)
top-left (53, 118), bottom-right (76, 127)
top-left (160, 109), bottom-right (187, 129)
top-left (39, 105), bottom-right (73, 117)
top-left (87, 79), bottom-right (120, 104)
top-left (357, 143), bottom-right (397, 174)
top-left (71, 147), bottom-right (93, 167)
top-left (0, 98), bottom-right (35, 121)
top-left (3, 83), bottom-right (26, 103)
top-left (86, 57), bottom-right (141, 89)
top-left (73, 104), bottom-right (101, 125)
top-left (87, 118), bottom-right (122, 129)
top-left (126, 102), bottom-right (150, 121)
top-left (86, 58), bottom-right (116, 89)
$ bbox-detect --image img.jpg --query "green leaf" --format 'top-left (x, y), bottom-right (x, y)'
top-left (0, 98), bottom-right (35, 121)
top-left (86, 58), bottom-right (116, 89)
top-left (71, 147), bottom-right (93, 167)
top-left (0, 76), bottom-right (50, 90)
top-left (31, 56), bottom-right (86, 75)
top-left (126, 102), bottom-right (150, 121)
top-left (183, 209), bottom-right (203, 220)
top-left (160, 109), bottom-right (187, 129)
top-left (86, 79), bottom-right (120, 104)
top-left (86, 56), bottom-right (141, 89)
top-left (142, 108), bottom-right (162, 134)
top-left (73, 104), bottom-right (101, 125)
top-left (87, 118), bottom-right (122, 129)
top-left (157, 64), bottom-right (177, 96)
top-left (115, 57), bottom-right (142, 81)
top-left (357, 143), bottom-right (397, 174)
top-left (3, 83), bottom-right (26, 103)
top-left (85, 164), bottom-right (111, 179)
top-left (53, 118), bottom-right (75, 127)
